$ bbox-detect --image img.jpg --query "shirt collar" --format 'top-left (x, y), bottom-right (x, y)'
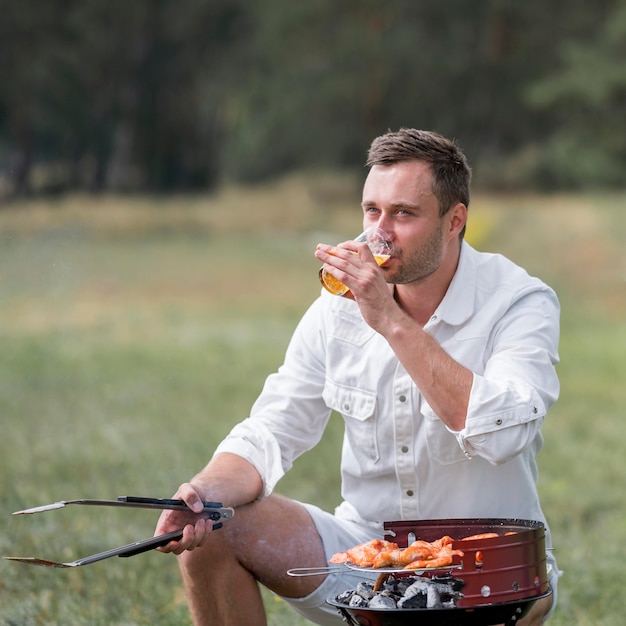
top-left (429, 241), bottom-right (477, 327)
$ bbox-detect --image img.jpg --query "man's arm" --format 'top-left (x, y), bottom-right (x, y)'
top-left (154, 453), bottom-right (263, 552)
top-left (180, 452), bottom-right (264, 510)
top-left (380, 310), bottom-right (472, 431)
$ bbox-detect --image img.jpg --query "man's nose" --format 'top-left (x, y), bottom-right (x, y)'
top-left (374, 216), bottom-right (393, 239)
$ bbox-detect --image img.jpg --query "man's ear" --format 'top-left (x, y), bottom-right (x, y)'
top-left (447, 202), bottom-right (468, 240)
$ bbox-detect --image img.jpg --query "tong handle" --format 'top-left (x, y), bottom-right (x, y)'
top-left (118, 529), bottom-right (184, 559)
top-left (118, 496), bottom-right (224, 509)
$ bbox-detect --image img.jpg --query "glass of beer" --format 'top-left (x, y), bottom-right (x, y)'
top-left (319, 227), bottom-right (391, 296)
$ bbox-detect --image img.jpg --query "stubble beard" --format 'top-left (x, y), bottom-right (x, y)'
top-left (385, 221), bottom-right (444, 285)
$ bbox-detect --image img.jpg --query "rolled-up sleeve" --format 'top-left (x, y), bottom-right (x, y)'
top-left (214, 299), bottom-right (332, 496)
top-left (456, 376), bottom-right (548, 464)
top-left (450, 288), bottom-right (560, 464)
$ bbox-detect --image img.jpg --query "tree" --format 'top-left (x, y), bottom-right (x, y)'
top-left (0, 0), bottom-right (624, 195)
top-left (0, 0), bottom-right (247, 195)
top-left (525, 0), bottom-right (626, 187)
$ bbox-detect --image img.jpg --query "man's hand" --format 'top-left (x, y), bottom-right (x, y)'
top-left (154, 483), bottom-right (215, 554)
top-left (315, 240), bottom-right (395, 328)
top-left (153, 453), bottom-right (263, 555)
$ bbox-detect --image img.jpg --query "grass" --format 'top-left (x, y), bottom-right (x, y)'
top-left (0, 179), bottom-right (625, 624)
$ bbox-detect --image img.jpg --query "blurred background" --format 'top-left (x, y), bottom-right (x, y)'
top-left (1, 0), bottom-right (625, 198)
top-left (1, 1), bottom-right (625, 625)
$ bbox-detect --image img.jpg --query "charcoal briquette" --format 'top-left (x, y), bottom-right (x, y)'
top-left (398, 590), bottom-right (427, 609)
top-left (368, 594), bottom-right (397, 609)
top-left (355, 581), bottom-right (374, 601)
top-left (426, 585), bottom-right (442, 609)
top-left (335, 589), bottom-right (353, 604)
top-left (349, 594), bottom-right (367, 608)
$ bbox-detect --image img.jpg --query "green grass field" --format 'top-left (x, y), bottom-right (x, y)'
top-left (1, 181), bottom-right (625, 624)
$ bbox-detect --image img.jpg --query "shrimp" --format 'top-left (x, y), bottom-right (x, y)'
top-left (328, 551), bottom-right (349, 564)
top-left (329, 539), bottom-right (399, 566)
top-left (404, 545), bottom-right (464, 570)
top-left (404, 555), bottom-right (453, 570)
top-left (460, 532), bottom-right (500, 541)
top-left (330, 534), bottom-right (466, 570)
top-left (372, 540), bottom-right (437, 568)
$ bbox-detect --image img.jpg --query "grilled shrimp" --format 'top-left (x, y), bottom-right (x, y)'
top-left (329, 539), bottom-right (399, 566)
top-left (404, 544), bottom-right (464, 570)
top-left (372, 540), bottom-right (437, 568)
top-left (460, 532), bottom-right (500, 541)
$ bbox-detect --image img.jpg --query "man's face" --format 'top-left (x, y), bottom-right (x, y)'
top-left (361, 160), bottom-right (449, 285)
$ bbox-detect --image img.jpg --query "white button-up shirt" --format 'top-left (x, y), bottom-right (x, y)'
top-left (215, 242), bottom-right (560, 536)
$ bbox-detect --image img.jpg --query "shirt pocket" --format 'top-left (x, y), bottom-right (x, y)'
top-left (322, 379), bottom-right (379, 467)
top-left (423, 404), bottom-right (468, 466)
top-left (328, 306), bottom-right (377, 346)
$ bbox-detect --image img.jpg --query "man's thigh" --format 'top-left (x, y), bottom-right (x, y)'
top-left (216, 494), bottom-right (332, 599)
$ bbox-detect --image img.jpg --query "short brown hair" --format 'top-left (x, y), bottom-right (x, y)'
top-left (366, 129), bottom-right (472, 218)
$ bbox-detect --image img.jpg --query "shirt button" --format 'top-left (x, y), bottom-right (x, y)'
top-left (495, 418), bottom-right (503, 425)
top-left (406, 490), bottom-right (414, 497)
top-left (401, 446), bottom-right (409, 453)
top-left (399, 395), bottom-right (406, 403)
top-left (343, 403), bottom-right (350, 411)
top-left (430, 315), bottom-right (438, 322)
top-left (532, 406), bottom-right (538, 414)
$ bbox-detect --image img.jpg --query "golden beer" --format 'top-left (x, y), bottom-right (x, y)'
top-left (318, 227), bottom-right (391, 296)
top-left (319, 253), bottom-right (390, 296)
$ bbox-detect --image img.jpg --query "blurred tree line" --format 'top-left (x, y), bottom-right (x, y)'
top-left (0, 0), bottom-right (624, 198)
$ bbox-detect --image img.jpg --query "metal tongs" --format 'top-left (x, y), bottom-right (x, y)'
top-left (4, 496), bottom-right (234, 568)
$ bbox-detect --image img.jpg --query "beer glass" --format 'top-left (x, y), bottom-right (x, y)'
top-left (319, 227), bottom-right (391, 296)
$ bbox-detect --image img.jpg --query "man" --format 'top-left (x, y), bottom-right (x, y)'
top-left (155, 129), bottom-right (560, 625)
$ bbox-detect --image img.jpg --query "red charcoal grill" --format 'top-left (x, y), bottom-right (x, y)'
top-left (327, 517), bottom-right (552, 626)
top-left (388, 518), bottom-right (550, 607)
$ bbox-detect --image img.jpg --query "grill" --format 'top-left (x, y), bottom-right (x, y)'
top-left (327, 517), bottom-right (552, 626)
